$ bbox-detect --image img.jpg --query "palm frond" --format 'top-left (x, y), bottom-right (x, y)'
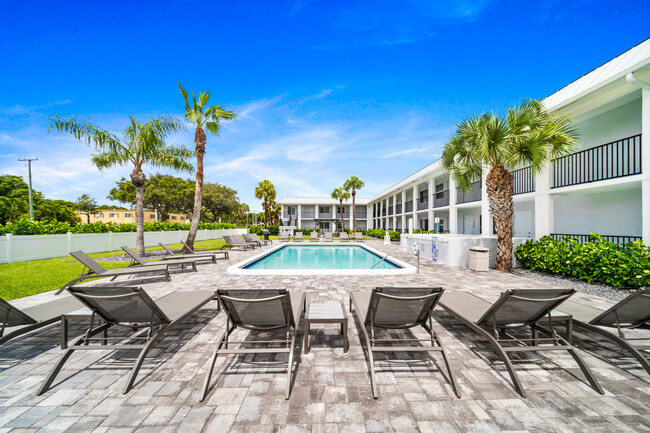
top-left (49, 116), bottom-right (122, 153)
top-left (148, 145), bottom-right (195, 173)
top-left (90, 151), bottom-right (127, 171)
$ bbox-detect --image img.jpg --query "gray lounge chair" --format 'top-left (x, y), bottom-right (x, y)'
top-left (350, 287), bottom-right (460, 399)
top-left (339, 232), bottom-right (349, 242)
top-left (231, 235), bottom-right (258, 249)
top-left (309, 232), bottom-right (319, 242)
top-left (181, 240), bottom-right (231, 260)
top-left (323, 232), bottom-right (333, 242)
top-left (201, 289), bottom-right (306, 401)
top-left (354, 232), bottom-right (364, 241)
top-left (558, 288), bottom-right (650, 375)
top-left (158, 243), bottom-right (226, 263)
top-left (279, 232), bottom-right (290, 242)
top-left (294, 232), bottom-right (304, 242)
top-left (0, 296), bottom-right (84, 346)
top-left (38, 286), bottom-right (214, 395)
top-left (122, 246), bottom-right (197, 272)
top-left (58, 251), bottom-right (170, 294)
top-left (222, 235), bottom-right (255, 251)
top-left (439, 289), bottom-right (604, 398)
top-left (243, 233), bottom-right (271, 246)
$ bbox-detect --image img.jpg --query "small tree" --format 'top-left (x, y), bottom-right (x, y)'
top-left (254, 180), bottom-right (276, 227)
top-left (343, 176), bottom-right (365, 232)
top-left (50, 115), bottom-right (193, 256)
top-left (75, 194), bottom-right (99, 224)
top-left (331, 187), bottom-right (350, 232)
top-left (442, 99), bottom-right (578, 270)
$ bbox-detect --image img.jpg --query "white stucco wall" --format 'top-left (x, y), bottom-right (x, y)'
top-left (553, 185), bottom-right (642, 236)
top-left (574, 97), bottom-right (642, 150)
top-left (457, 207), bottom-right (481, 235)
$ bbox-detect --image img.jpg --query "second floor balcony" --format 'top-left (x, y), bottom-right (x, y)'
top-left (388, 206), bottom-right (393, 215)
top-left (318, 212), bottom-right (333, 218)
top-left (301, 212), bottom-right (315, 218)
top-left (404, 200), bottom-right (413, 213)
top-left (417, 199), bottom-right (428, 211)
top-left (456, 181), bottom-right (482, 204)
top-left (433, 190), bottom-right (449, 207)
top-left (553, 134), bottom-right (642, 188)
top-left (512, 166), bottom-right (535, 195)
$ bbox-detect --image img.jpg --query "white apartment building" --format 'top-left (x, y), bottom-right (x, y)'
top-left (277, 198), bottom-right (371, 232)
top-left (279, 39), bottom-right (650, 243)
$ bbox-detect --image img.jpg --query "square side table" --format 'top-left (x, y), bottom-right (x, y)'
top-left (304, 302), bottom-right (349, 354)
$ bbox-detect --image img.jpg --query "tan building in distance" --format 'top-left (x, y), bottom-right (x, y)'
top-left (76, 209), bottom-right (189, 224)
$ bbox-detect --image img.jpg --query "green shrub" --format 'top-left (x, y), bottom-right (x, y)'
top-left (364, 228), bottom-right (401, 241)
top-left (515, 233), bottom-right (650, 289)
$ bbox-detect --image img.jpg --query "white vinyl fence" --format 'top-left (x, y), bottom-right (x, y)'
top-left (0, 228), bottom-right (248, 264)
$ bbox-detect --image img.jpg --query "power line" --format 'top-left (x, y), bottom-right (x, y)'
top-left (18, 157), bottom-right (38, 219)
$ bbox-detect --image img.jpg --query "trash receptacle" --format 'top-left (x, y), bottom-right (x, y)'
top-left (469, 247), bottom-right (490, 272)
top-left (261, 229), bottom-right (270, 241)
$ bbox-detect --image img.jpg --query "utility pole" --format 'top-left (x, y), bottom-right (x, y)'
top-left (18, 157), bottom-right (38, 219)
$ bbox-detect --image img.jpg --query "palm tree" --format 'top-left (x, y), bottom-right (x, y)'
top-left (442, 99), bottom-right (578, 271)
top-left (179, 82), bottom-right (236, 252)
top-left (255, 180), bottom-right (276, 227)
top-left (343, 176), bottom-right (365, 233)
top-left (331, 187), bottom-right (350, 233)
top-left (50, 116), bottom-right (193, 256)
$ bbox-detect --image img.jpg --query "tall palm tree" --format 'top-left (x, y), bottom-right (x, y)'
top-left (50, 116), bottom-right (193, 256)
top-left (255, 180), bottom-right (276, 227)
top-left (442, 99), bottom-right (578, 270)
top-left (331, 187), bottom-right (350, 233)
top-left (179, 82), bottom-right (236, 252)
top-left (343, 176), bottom-right (365, 232)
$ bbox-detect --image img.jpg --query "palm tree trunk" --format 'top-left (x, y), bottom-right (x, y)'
top-left (184, 126), bottom-right (206, 252)
top-left (486, 164), bottom-right (514, 270)
top-left (340, 200), bottom-right (344, 233)
top-left (352, 189), bottom-right (356, 232)
top-left (131, 168), bottom-right (146, 258)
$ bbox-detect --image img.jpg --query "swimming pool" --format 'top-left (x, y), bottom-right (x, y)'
top-left (228, 243), bottom-right (416, 275)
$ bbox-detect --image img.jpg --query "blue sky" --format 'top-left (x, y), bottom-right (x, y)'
top-left (0, 0), bottom-right (648, 212)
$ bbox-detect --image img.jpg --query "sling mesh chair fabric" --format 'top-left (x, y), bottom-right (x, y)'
top-left (232, 235), bottom-right (258, 249)
top-left (180, 240), bottom-right (230, 260)
top-left (38, 286), bottom-right (214, 395)
top-left (293, 232), bottom-right (304, 242)
top-left (558, 288), bottom-right (650, 375)
top-left (158, 243), bottom-right (224, 263)
top-left (323, 232), bottom-right (333, 242)
top-left (279, 232), bottom-right (290, 242)
top-left (309, 232), bottom-right (319, 242)
top-left (354, 232), bottom-right (364, 241)
top-left (58, 251), bottom-right (170, 294)
top-left (339, 232), bottom-right (349, 241)
top-left (350, 287), bottom-right (459, 399)
top-left (0, 296), bottom-right (84, 345)
top-left (222, 235), bottom-right (255, 251)
top-left (439, 289), bottom-right (604, 398)
top-left (122, 246), bottom-right (197, 272)
top-left (201, 289), bottom-right (306, 401)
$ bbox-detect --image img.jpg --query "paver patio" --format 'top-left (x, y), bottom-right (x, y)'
top-left (1, 240), bottom-right (649, 432)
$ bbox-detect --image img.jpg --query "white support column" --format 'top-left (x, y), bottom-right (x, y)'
top-left (427, 179), bottom-right (434, 231)
top-left (449, 177), bottom-right (458, 234)
top-left (534, 164), bottom-right (554, 240)
top-left (297, 204), bottom-right (302, 229)
top-left (412, 184), bottom-right (418, 229)
top-left (401, 190), bottom-right (407, 232)
top-left (642, 89), bottom-right (650, 243)
top-left (481, 168), bottom-right (492, 236)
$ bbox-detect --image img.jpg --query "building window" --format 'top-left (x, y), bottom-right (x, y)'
top-left (171, 216), bottom-right (177, 220)
top-left (150, 215), bottom-right (155, 219)
top-left (110, 213), bottom-right (118, 218)
top-left (95, 212), bottom-right (103, 218)
top-left (419, 189), bottom-right (428, 202)
top-left (180, 216), bottom-right (185, 220)
top-left (318, 206), bottom-right (330, 214)
top-left (124, 213), bottom-right (132, 218)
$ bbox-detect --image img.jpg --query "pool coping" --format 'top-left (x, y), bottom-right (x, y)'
top-left (227, 242), bottom-right (417, 275)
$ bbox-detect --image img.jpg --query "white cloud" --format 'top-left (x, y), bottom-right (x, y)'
top-left (380, 147), bottom-right (430, 159)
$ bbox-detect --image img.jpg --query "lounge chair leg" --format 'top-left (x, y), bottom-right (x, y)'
top-left (286, 329), bottom-right (297, 399)
top-left (123, 332), bottom-right (164, 394)
top-left (38, 323), bottom-right (111, 395)
top-left (575, 322), bottom-right (650, 376)
top-left (200, 329), bottom-right (230, 402)
top-left (432, 333), bottom-right (461, 398)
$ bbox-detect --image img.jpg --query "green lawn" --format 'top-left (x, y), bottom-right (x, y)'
top-left (0, 239), bottom-right (226, 301)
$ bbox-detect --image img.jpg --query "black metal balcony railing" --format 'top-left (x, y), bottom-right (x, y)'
top-left (395, 204), bottom-right (402, 214)
top-left (456, 181), bottom-right (482, 204)
top-left (301, 212), bottom-right (315, 218)
top-left (511, 166), bottom-right (535, 195)
top-left (355, 212), bottom-right (367, 218)
top-left (417, 200), bottom-right (428, 211)
top-left (433, 190), bottom-right (449, 208)
top-left (318, 212), bottom-right (332, 218)
top-left (551, 233), bottom-right (642, 245)
top-left (553, 134), bottom-right (642, 188)
top-left (382, 208), bottom-right (386, 216)
top-left (404, 200), bottom-right (413, 212)
top-left (388, 206), bottom-right (393, 216)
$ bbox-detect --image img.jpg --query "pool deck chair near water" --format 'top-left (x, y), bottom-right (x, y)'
top-left (439, 289), bottom-right (604, 398)
top-left (228, 243), bottom-right (416, 275)
top-left (122, 246), bottom-right (198, 271)
top-left (158, 243), bottom-right (227, 263)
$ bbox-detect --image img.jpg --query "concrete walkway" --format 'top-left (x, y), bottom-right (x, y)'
top-left (1, 241), bottom-right (648, 432)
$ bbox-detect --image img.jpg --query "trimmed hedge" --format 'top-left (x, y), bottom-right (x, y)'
top-left (515, 233), bottom-right (650, 289)
top-left (0, 216), bottom-right (243, 236)
top-left (364, 228), bottom-right (401, 241)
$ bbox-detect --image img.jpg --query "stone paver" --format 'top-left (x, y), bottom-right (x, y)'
top-left (1, 240), bottom-right (649, 432)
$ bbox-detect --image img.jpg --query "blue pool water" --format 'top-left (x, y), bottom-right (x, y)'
top-left (244, 245), bottom-right (400, 270)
